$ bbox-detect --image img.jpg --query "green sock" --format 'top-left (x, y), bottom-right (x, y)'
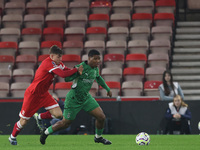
top-left (95, 128), bottom-right (104, 136)
top-left (47, 126), bottom-right (54, 134)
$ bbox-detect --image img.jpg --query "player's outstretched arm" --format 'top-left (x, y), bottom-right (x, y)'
top-left (53, 67), bottom-right (78, 78)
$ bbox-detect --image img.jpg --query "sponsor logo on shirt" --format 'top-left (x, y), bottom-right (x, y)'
top-left (52, 61), bottom-right (57, 67)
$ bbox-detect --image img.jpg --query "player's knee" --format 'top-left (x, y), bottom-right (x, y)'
top-left (54, 113), bottom-right (63, 119)
top-left (97, 113), bottom-right (106, 122)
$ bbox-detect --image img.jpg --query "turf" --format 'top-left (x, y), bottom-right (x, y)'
top-left (1, 135), bottom-right (199, 150)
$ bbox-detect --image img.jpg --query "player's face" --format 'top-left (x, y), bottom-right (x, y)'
top-left (174, 98), bottom-right (181, 107)
top-left (88, 55), bottom-right (101, 68)
top-left (165, 73), bottom-right (171, 82)
top-left (50, 54), bottom-right (62, 65)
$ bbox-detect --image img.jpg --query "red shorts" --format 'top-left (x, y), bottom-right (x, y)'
top-left (19, 89), bottom-right (59, 120)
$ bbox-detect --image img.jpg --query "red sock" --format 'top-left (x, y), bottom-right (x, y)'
top-left (11, 121), bottom-right (23, 137)
top-left (40, 111), bottom-right (53, 119)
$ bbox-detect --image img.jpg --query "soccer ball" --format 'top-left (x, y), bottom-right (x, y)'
top-left (198, 122), bottom-right (200, 130)
top-left (135, 132), bottom-right (150, 145)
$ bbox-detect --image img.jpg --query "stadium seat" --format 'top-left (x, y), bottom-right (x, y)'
top-left (40, 41), bottom-right (62, 54)
top-left (0, 69), bottom-right (12, 83)
top-left (2, 14), bottom-right (23, 29)
top-left (130, 26), bottom-right (150, 41)
top-left (88, 14), bottom-right (109, 28)
top-left (0, 28), bottom-right (20, 43)
top-left (101, 67), bottom-right (122, 82)
top-left (26, 2), bottom-right (47, 15)
top-left (128, 40), bottom-right (149, 54)
top-left (151, 26), bottom-right (172, 40)
top-left (24, 14), bottom-right (44, 29)
top-left (12, 68), bottom-right (34, 83)
top-left (37, 54), bottom-right (49, 66)
top-left (112, 1), bottom-right (133, 14)
top-left (15, 54), bottom-right (37, 69)
top-left (86, 27), bottom-right (107, 41)
top-left (21, 28), bottom-right (42, 42)
top-left (11, 82), bottom-right (30, 98)
top-left (81, 54), bottom-right (88, 62)
top-left (67, 14), bottom-right (88, 28)
top-left (123, 67), bottom-right (145, 82)
top-left (0, 55), bottom-right (15, 69)
top-left (150, 39), bottom-right (171, 54)
top-left (18, 41), bottom-right (40, 56)
top-left (148, 53), bottom-right (169, 68)
top-left (0, 3), bottom-right (3, 17)
top-left (54, 82), bottom-right (72, 98)
top-left (133, 0), bottom-right (154, 14)
top-left (155, 0), bottom-right (176, 14)
top-left (99, 81), bottom-right (121, 97)
top-left (62, 41), bottom-right (83, 55)
top-left (0, 42), bottom-right (18, 57)
top-left (48, 83), bottom-right (54, 95)
top-left (48, 1), bottom-right (68, 15)
top-left (90, 1), bottom-right (112, 14)
top-left (103, 54), bottom-right (124, 68)
top-left (132, 13), bottom-right (152, 27)
top-left (106, 40), bottom-right (127, 55)
top-left (84, 40), bottom-right (105, 55)
top-left (108, 27), bottom-right (129, 41)
top-left (125, 53), bottom-right (147, 68)
top-left (43, 27), bottom-right (64, 42)
top-left (110, 13), bottom-right (131, 27)
top-left (89, 82), bottom-right (99, 97)
top-left (154, 13), bottom-right (175, 27)
top-left (64, 27), bottom-right (85, 42)
top-left (62, 54), bottom-right (81, 69)
top-left (69, 1), bottom-right (89, 15)
top-left (145, 67), bottom-right (166, 81)
top-left (45, 14), bottom-right (66, 28)
top-left (0, 82), bottom-right (9, 98)
top-left (4, 2), bottom-right (25, 15)
top-left (144, 80), bottom-right (163, 96)
top-left (122, 81), bottom-right (143, 96)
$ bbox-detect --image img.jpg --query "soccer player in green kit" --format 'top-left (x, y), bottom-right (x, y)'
top-left (40, 49), bottom-right (112, 145)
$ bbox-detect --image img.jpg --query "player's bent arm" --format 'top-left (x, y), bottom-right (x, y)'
top-left (96, 76), bottom-right (110, 92)
top-left (52, 68), bottom-right (78, 78)
top-left (65, 72), bottom-right (80, 82)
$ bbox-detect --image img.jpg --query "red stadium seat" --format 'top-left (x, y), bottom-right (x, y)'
top-left (155, 0), bottom-right (176, 14)
top-left (104, 54), bottom-right (124, 68)
top-left (0, 55), bottom-right (15, 69)
top-left (126, 54), bottom-right (147, 68)
top-left (99, 81), bottom-right (121, 97)
top-left (89, 14), bottom-right (109, 28)
top-left (62, 54), bottom-right (81, 69)
top-left (154, 13), bottom-right (175, 27)
top-left (86, 27), bottom-right (107, 41)
top-left (21, 28), bottom-right (42, 42)
top-left (90, 1), bottom-right (112, 14)
top-left (123, 67), bottom-right (144, 82)
top-left (40, 41), bottom-right (62, 54)
top-left (0, 42), bottom-right (18, 57)
top-left (43, 27), bottom-right (64, 42)
top-left (37, 54), bottom-right (49, 66)
top-left (54, 82), bottom-right (72, 98)
top-left (144, 80), bottom-right (162, 96)
top-left (132, 13), bottom-right (152, 27)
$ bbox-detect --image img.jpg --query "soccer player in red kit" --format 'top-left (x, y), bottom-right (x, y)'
top-left (8, 45), bottom-right (83, 145)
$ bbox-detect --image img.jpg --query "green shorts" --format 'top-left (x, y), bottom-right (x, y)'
top-left (63, 90), bottom-right (99, 120)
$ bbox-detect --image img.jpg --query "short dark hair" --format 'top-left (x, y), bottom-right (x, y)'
top-left (88, 49), bottom-right (100, 57)
top-left (49, 45), bottom-right (63, 55)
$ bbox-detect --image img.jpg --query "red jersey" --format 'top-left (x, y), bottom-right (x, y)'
top-left (27, 57), bottom-right (77, 95)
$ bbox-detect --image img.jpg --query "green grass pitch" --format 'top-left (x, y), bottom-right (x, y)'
top-left (1, 135), bottom-right (199, 150)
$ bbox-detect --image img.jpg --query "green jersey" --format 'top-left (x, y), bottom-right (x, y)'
top-left (65, 61), bottom-right (110, 101)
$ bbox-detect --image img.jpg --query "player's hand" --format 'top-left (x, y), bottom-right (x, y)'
top-left (78, 65), bottom-right (83, 75)
top-left (107, 91), bottom-right (112, 97)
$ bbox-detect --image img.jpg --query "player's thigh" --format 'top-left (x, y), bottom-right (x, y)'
top-left (82, 95), bottom-right (100, 114)
top-left (20, 90), bottom-right (41, 119)
top-left (63, 96), bottom-right (82, 120)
